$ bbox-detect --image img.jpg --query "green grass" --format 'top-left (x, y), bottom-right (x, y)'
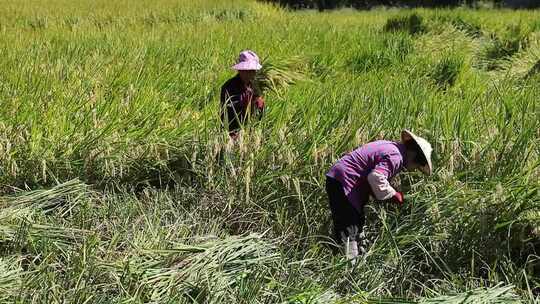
top-left (0, 0), bottom-right (539, 303)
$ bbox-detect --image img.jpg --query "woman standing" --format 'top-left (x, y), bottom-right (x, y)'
top-left (220, 50), bottom-right (265, 139)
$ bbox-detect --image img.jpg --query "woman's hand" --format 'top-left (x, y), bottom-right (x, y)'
top-left (255, 96), bottom-right (265, 110)
top-left (391, 192), bottom-right (404, 206)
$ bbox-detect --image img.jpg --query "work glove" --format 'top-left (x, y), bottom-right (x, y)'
top-left (391, 191), bottom-right (404, 206)
top-left (254, 96), bottom-right (265, 110)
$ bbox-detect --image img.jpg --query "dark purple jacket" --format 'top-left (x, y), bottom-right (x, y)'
top-left (220, 75), bottom-right (265, 133)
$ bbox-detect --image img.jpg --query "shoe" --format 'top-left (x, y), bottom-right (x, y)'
top-left (341, 226), bottom-right (360, 265)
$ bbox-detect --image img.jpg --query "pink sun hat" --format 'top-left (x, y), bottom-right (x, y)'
top-left (232, 50), bottom-right (262, 71)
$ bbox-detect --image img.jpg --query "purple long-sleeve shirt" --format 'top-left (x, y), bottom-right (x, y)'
top-left (326, 140), bottom-right (406, 210)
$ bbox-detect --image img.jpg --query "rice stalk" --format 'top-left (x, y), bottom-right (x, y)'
top-left (419, 285), bottom-right (521, 304)
top-left (0, 257), bottom-right (22, 302)
top-left (100, 233), bottom-right (279, 302)
top-left (498, 33), bottom-right (540, 81)
top-left (256, 56), bottom-right (309, 95)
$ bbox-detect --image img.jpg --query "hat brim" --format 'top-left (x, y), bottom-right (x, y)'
top-left (232, 62), bottom-right (262, 71)
top-left (401, 130), bottom-right (433, 176)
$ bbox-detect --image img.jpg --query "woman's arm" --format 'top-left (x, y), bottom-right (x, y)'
top-left (367, 169), bottom-right (396, 201)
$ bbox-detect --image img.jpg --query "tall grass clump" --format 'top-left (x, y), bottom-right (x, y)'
top-left (256, 56), bottom-right (309, 94)
top-left (429, 55), bottom-right (464, 89)
top-left (477, 23), bottom-right (532, 70)
top-left (498, 32), bottom-right (540, 81)
top-left (432, 14), bottom-right (483, 38)
top-left (384, 13), bottom-right (427, 35)
top-left (350, 33), bottom-right (414, 72)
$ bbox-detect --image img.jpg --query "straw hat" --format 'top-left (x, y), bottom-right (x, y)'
top-left (232, 50), bottom-right (262, 71)
top-left (401, 130), bottom-right (433, 175)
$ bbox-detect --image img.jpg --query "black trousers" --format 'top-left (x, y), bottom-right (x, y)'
top-left (326, 176), bottom-right (365, 244)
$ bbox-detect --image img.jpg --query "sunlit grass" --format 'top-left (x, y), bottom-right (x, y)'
top-left (0, 0), bottom-right (538, 303)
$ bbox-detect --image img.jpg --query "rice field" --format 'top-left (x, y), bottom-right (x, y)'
top-left (0, 0), bottom-right (539, 303)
